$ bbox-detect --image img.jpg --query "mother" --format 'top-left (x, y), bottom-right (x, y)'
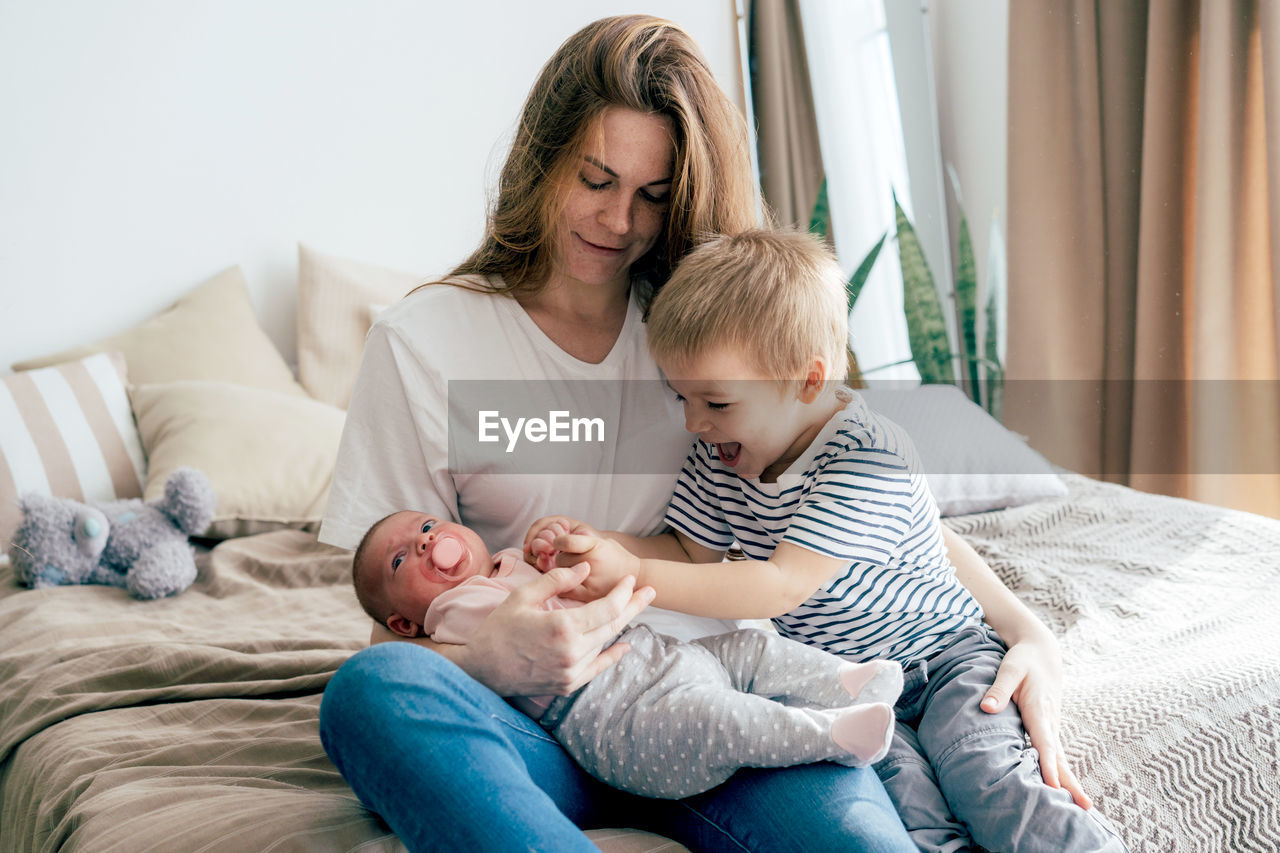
top-left (318, 15), bottom-right (1074, 852)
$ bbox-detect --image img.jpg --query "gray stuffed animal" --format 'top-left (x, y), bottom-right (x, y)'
top-left (8, 467), bottom-right (216, 599)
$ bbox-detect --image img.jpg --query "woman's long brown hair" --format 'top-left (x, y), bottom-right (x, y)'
top-left (419, 15), bottom-right (759, 303)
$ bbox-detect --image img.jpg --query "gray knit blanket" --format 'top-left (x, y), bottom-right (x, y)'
top-left (946, 474), bottom-right (1280, 852)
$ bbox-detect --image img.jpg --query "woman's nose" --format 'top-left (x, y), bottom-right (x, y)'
top-left (599, 195), bottom-right (632, 235)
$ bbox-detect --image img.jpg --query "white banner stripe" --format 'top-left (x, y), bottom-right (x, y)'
top-left (0, 381), bottom-right (52, 496)
top-left (30, 367), bottom-right (115, 502)
top-left (82, 353), bottom-right (147, 487)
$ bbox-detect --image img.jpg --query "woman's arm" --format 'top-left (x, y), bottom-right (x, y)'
top-left (943, 525), bottom-right (1092, 809)
top-left (372, 564), bottom-right (656, 697)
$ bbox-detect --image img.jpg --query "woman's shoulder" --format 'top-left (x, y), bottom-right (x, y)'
top-left (378, 275), bottom-right (514, 334)
top-left (389, 274), bottom-right (505, 310)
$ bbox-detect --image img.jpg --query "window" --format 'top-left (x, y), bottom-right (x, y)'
top-left (801, 0), bottom-right (954, 381)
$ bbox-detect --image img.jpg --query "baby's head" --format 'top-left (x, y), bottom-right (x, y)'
top-left (646, 228), bottom-right (851, 480)
top-left (352, 511), bottom-right (495, 638)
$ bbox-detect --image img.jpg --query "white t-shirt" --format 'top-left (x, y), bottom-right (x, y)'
top-left (321, 276), bottom-right (738, 641)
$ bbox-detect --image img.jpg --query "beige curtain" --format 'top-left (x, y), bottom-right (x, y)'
top-left (1007, 0), bottom-right (1280, 518)
top-left (749, 0), bottom-right (824, 227)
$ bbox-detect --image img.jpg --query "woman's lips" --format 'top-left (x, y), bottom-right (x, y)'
top-left (576, 233), bottom-right (625, 255)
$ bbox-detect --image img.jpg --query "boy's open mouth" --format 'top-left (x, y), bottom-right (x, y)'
top-left (716, 442), bottom-right (742, 466)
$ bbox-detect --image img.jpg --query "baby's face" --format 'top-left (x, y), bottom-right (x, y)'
top-left (370, 512), bottom-right (494, 621)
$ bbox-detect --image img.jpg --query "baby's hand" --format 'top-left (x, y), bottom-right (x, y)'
top-left (523, 516), bottom-right (600, 572)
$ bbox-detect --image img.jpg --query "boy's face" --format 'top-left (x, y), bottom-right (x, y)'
top-left (367, 511), bottom-right (494, 634)
top-left (659, 346), bottom-right (833, 482)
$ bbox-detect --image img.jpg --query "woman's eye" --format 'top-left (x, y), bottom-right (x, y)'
top-left (639, 189), bottom-right (669, 205)
top-left (579, 174), bottom-right (608, 191)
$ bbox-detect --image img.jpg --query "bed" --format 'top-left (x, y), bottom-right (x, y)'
top-left (2, 253), bottom-right (1278, 852)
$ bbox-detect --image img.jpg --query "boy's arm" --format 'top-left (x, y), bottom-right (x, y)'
top-left (556, 533), bottom-right (839, 620)
top-left (524, 515), bottom-right (724, 565)
top-left (607, 528), bottom-right (724, 563)
top-left (943, 525), bottom-right (1091, 808)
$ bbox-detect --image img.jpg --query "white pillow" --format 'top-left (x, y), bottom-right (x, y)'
top-left (857, 384), bottom-right (1068, 516)
top-left (0, 352), bottom-right (146, 542)
top-left (296, 245), bottom-right (424, 408)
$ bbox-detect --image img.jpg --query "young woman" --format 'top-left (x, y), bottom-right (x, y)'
top-left (318, 15), bottom-right (1076, 851)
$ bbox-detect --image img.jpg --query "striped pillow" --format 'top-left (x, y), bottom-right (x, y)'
top-left (1, 352), bottom-right (147, 543)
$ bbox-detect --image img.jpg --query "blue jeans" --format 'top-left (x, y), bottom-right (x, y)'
top-left (320, 642), bottom-right (914, 853)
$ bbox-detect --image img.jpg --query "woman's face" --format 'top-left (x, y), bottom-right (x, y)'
top-left (552, 106), bottom-right (674, 291)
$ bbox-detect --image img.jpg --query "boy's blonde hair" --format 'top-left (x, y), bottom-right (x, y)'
top-left (646, 228), bottom-right (849, 382)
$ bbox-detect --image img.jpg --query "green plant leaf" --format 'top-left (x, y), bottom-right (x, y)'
top-left (983, 210), bottom-right (1008, 419)
top-left (893, 191), bottom-right (953, 385)
top-left (954, 209), bottom-right (979, 404)
top-left (847, 232), bottom-right (886, 313)
top-left (946, 165), bottom-right (980, 407)
top-left (809, 178), bottom-right (831, 240)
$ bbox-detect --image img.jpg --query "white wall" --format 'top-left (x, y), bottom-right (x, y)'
top-left (0, 1), bottom-right (740, 370)
top-left (928, 0), bottom-right (1008, 298)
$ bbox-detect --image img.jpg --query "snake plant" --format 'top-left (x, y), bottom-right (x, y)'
top-left (810, 176), bottom-right (1005, 418)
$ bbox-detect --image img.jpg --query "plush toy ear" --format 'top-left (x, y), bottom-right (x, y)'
top-left (160, 468), bottom-right (217, 535)
top-left (18, 492), bottom-right (58, 517)
top-left (386, 613), bottom-right (424, 639)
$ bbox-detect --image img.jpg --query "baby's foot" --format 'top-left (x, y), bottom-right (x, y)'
top-left (830, 703), bottom-right (895, 766)
top-left (838, 660), bottom-right (904, 707)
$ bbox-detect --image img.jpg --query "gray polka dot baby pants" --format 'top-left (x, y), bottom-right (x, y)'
top-left (540, 623), bottom-right (898, 799)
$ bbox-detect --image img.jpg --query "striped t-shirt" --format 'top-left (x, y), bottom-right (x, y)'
top-left (665, 391), bottom-right (983, 665)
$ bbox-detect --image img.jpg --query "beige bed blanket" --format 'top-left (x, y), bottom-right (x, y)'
top-left (2, 475), bottom-right (1279, 851)
top-left (0, 531), bottom-right (401, 852)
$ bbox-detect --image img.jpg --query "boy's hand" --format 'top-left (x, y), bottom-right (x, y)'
top-left (523, 515), bottom-right (600, 572)
top-left (982, 631), bottom-right (1093, 810)
top-left (549, 533), bottom-right (642, 603)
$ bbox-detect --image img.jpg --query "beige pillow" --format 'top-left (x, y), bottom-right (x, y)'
top-left (14, 267), bottom-right (308, 397)
top-left (296, 244), bottom-right (423, 408)
top-left (0, 352), bottom-right (146, 543)
top-left (130, 380), bottom-right (345, 539)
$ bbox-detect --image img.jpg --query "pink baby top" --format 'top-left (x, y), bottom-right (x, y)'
top-left (422, 548), bottom-right (583, 718)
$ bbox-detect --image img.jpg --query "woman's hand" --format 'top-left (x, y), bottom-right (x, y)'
top-left (453, 563), bottom-right (654, 696)
top-left (981, 629), bottom-right (1092, 810)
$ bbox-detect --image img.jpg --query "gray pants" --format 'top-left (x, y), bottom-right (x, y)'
top-left (878, 623), bottom-right (1128, 853)
top-left (541, 624), bottom-right (894, 799)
